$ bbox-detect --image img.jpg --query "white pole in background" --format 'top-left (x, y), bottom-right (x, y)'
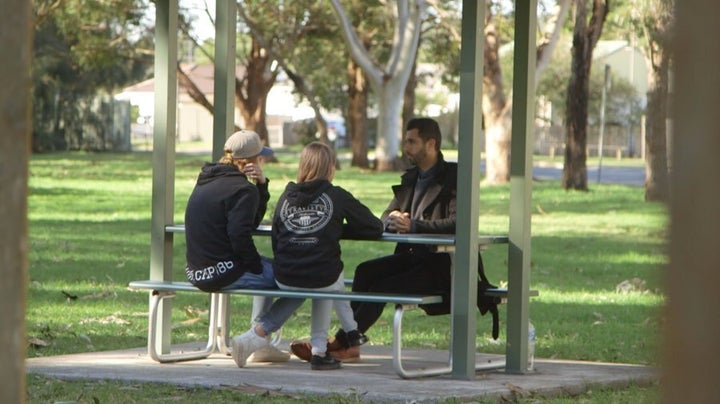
top-left (597, 64), bottom-right (610, 183)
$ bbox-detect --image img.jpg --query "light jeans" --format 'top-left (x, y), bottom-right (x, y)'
top-left (221, 256), bottom-right (286, 330)
top-left (277, 274), bottom-right (357, 356)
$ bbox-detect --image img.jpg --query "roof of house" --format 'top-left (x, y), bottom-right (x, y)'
top-left (121, 64), bottom-right (245, 95)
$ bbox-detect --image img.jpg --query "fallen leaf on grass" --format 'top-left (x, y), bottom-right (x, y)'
top-left (28, 337), bottom-right (51, 348)
top-left (183, 305), bottom-right (208, 318)
top-left (615, 277), bottom-right (647, 294)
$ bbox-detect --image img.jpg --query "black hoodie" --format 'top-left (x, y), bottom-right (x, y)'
top-left (184, 163), bottom-right (270, 292)
top-left (272, 179), bottom-right (383, 288)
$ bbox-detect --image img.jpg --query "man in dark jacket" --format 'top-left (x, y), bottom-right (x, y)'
top-left (322, 117), bottom-right (495, 362)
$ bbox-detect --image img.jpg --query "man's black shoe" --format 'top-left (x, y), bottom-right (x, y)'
top-left (346, 330), bottom-right (368, 347)
top-left (310, 353), bottom-right (342, 370)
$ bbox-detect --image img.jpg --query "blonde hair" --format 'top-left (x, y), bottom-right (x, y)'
top-left (220, 150), bottom-right (250, 170)
top-left (297, 142), bottom-right (336, 183)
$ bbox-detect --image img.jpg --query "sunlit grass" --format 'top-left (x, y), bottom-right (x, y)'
top-left (26, 150), bottom-right (666, 402)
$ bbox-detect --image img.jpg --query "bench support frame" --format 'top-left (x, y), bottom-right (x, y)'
top-left (136, 283), bottom-right (500, 378)
top-left (131, 280), bottom-right (535, 378)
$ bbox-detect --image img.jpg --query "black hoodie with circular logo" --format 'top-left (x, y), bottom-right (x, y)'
top-left (272, 179), bottom-right (383, 288)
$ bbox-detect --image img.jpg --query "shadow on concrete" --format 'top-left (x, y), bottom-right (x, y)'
top-left (26, 341), bottom-right (657, 402)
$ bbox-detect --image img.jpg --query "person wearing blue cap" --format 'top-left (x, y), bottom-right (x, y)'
top-left (184, 129), bottom-right (291, 363)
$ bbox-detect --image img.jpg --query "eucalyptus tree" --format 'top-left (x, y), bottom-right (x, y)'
top-left (231, 1), bottom-right (286, 142)
top-left (330, 0), bottom-right (425, 171)
top-left (562, 0), bottom-right (609, 191)
top-left (631, 0), bottom-right (673, 202)
top-left (176, 1), bottom-right (283, 143)
top-left (482, 0), bottom-right (570, 184)
top-left (412, 0), bottom-right (570, 181)
top-left (178, 1), bottom-right (344, 148)
top-left (237, 1), bottom-right (346, 147)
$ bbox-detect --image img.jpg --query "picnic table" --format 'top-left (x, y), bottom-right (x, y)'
top-left (132, 225), bottom-right (524, 378)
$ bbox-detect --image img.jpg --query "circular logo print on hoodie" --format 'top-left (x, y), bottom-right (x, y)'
top-left (279, 193), bottom-right (333, 234)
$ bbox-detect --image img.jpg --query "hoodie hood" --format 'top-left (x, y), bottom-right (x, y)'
top-left (284, 179), bottom-right (332, 206)
top-left (196, 163), bottom-right (243, 185)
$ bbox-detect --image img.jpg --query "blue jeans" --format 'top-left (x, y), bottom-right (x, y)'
top-left (222, 256), bottom-right (285, 327)
top-left (222, 256), bottom-right (304, 333)
top-left (223, 256), bottom-right (277, 290)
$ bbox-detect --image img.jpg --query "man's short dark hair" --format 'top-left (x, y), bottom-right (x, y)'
top-left (406, 117), bottom-right (442, 151)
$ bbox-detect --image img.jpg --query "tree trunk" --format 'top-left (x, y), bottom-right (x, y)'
top-left (403, 60), bottom-right (418, 131)
top-left (642, 4), bottom-right (673, 202)
top-left (375, 80), bottom-right (406, 171)
top-left (563, 60), bottom-right (590, 190)
top-left (644, 52), bottom-right (670, 201)
top-left (329, 0), bottom-right (423, 172)
top-left (482, 7), bottom-right (510, 184)
top-left (235, 38), bottom-right (277, 146)
top-left (0, 1), bottom-right (31, 401)
top-left (347, 59), bottom-right (369, 168)
top-left (482, 0), bottom-right (570, 184)
top-left (562, 0), bottom-right (608, 190)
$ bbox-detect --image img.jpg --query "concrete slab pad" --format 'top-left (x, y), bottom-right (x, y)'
top-left (26, 342), bottom-right (658, 402)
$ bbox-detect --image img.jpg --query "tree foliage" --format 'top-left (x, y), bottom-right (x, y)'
top-left (31, 0), bottom-right (153, 151)
top-left (536, 39), bottom-right (642, 129)
top-left (237, 0), bottom-right (346, 145)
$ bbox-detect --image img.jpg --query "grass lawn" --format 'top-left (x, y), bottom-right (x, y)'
top-left (25, 150), bottom-right (666, 402)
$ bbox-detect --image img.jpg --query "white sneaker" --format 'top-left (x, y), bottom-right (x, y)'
top-left (248, 344), bottom-right (291, 363)
top-left (231, 329), bottom-right (269, 368)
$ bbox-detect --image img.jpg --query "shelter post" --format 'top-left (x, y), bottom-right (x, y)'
top-left (452, 0), bottom-right (484, 379)
top-left (212, 1), bottom-right (237, 161)
top-left (506, 0), bottom-right (537, 374)
top-left (149, 0), bottom-right (178, 356)
top-left (211, 0), bottom-right (238, 343)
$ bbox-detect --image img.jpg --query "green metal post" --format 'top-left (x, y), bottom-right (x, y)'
top-left (213, 0), bottom-right (237, 343)
top-left (149, 0), bottom-right (178, 355)
top-left (506, 0), bottom-right (536, 374)
top-left (212, 1), bottom-right (237, 160)
top-left (451, 0), bottom-right (484, 379)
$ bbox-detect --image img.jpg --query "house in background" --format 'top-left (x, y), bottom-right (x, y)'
top-left (593, 40), bottom-right (648, 102)
top-left (115, 64), bottom-right (314, 148)
top-left (531, 39), bottom-right (649, 158)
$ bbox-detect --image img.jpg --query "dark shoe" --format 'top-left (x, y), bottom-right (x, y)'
top-left (327, 335), bottom-right (344, 351)
top-left (291, 337), bottom-right (351, 361)
top-left (332, 329), bottom-right (349, 349)
top-left (290, 341), bottom-right (312, 362)
top-left (291, 340), bottom-right (361, 363)
top-left (310, 353), bottom-right (342, 370)
top-left (330, 345), bottom-right (360, 363)
top-left (345, 330), bottom-right (368, 347)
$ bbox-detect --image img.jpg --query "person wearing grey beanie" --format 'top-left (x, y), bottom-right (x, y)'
top-left (184, 129), bottom-right (291, 363)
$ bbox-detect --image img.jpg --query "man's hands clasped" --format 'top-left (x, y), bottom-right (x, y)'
top-left (386, 210), bottom-right (411, 233)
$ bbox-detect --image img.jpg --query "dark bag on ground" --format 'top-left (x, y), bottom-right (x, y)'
top-left (420, 253), bottom-right (500, 340)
